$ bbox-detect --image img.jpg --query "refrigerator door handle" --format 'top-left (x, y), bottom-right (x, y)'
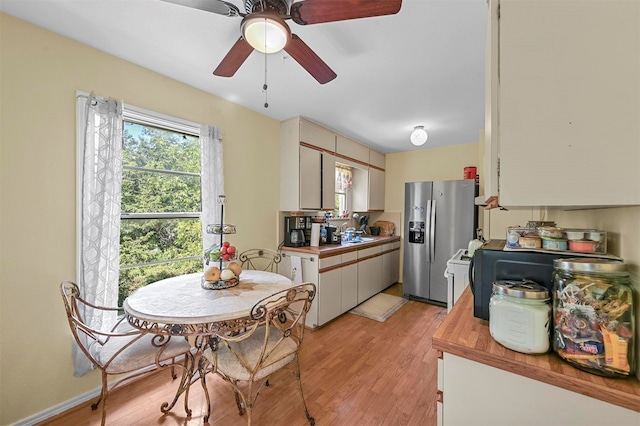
top-left (429, 199), bottom-right (436, 262)
top-left (425, 199), bottom-right (432, 262)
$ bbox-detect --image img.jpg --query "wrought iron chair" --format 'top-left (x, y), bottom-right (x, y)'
top-left (238, 248), bottom-right (282, 273)
top-left (60, 281), bottom-right (193, 425)
top-left (204, 283), bottom-right (316, 426)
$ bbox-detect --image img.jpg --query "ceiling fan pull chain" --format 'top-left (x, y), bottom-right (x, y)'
top-left (263, 53), bottom-right (268, 108)
top-left (263, 20), bottom-right (269, 108)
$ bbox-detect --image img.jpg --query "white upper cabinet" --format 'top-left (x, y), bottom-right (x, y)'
top-left (369, 149), bottom-right (386, 170)
top-left (281, 116), bottom-right (387, 212)
top-left (336, 134), bottom-right (370, 164)
top-left (281, 117), bottom-right (336, 211)
top-left (322, 152), bottom-right (337, 210)
top-left (483, 0), bottom-right (500, 199)
top-left (486, 0), bottom-right (640, 207)
top-left (368, 167), bottom-right (385, 211)
top-left (298, 145), bottom-right (322, 210)
top-left (299, 118), bottom-right (336, 152)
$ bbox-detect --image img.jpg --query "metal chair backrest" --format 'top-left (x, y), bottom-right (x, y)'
top-left (60, 281), bottom-right (141, 369)
top-left (238, 248), bottom-right (282, 273)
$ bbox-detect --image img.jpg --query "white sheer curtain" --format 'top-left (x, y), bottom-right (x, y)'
top-left (75, 93), bottom-right (123, 376)
top-left (200, 124), bottom-right (224, 252)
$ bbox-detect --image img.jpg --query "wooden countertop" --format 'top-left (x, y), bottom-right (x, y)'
top-left (281, 235), bottom-right (400, 258)
top-left (433, 288), bottom-right (640, 412)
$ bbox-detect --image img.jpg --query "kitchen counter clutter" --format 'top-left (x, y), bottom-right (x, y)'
top-left (433, 288), bottom-right (640, 423)
top-left (281, 235), bottom-right (400, 258)
top-left (279, 236), bottom-right (400, 328)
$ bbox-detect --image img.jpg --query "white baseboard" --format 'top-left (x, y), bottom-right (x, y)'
top-left (11, 360), bottom-right (187, 425)
top-left (12, 386), bottom-right (101, 426)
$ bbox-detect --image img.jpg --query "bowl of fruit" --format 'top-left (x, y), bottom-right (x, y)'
top-left (202, 261), bottom-right (243, 290)
top-left (204, 242), bottom-right (237, 264)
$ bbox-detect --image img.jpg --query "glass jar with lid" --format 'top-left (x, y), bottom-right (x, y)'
top-left (552, 258), bottom-right (635, 377)
top-left (489, 280), bottom-right (551, 354)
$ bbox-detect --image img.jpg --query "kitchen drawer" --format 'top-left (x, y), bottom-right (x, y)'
top-left (358, 245), bottom-right (383, 259)
top-left (320, 254), bottom-right (342, 269)
top-left (341, 251), bottom-right (358, 263)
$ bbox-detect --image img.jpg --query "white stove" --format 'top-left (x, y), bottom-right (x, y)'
top-left (444, 248), bottom-right (471, 312)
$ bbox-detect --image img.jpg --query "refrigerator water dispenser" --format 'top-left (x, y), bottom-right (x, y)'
top-left (408, 221), bottom-right (425, 244)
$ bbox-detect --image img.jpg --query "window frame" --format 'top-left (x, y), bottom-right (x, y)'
top-left (119, 105), bottom-right (203, 271)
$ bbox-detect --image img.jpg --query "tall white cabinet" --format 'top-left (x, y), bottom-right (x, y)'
top-left (485, 0), bottom-right (640, 208)
top-left (281, 117), bottom-right (336, 211)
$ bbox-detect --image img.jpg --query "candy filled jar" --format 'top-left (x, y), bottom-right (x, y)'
top-left (552, 258), bottom-right (635, 377)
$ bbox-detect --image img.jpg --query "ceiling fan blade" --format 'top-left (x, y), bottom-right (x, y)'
top-left (284, 34), bottom-right (337, 84)
top-left (213, 37), bottom-right (254, 77)
top-left (160, 0), bottom-right (242, 17)
top-left (291, 0), bottom-right (402, 25)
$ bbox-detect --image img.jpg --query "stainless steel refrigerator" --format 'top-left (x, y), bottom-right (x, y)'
top-left (403, 180), bottom-right (476, 305)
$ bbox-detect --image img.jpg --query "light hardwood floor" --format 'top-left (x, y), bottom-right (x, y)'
top-left (39, 284), bottom-right (447, 426)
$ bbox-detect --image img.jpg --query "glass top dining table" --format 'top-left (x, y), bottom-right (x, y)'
top-left (124, 270), bottom-right (293, 336)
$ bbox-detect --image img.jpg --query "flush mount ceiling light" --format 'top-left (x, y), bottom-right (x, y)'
top-left (241, 12), bottom-right (291, 54)
top-left (410, 126), bottom-right (428, 146)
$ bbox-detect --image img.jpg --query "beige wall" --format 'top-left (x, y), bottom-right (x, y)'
top-left (385, 142), bottom-right (480, 213)
top-left (385, 141), bottom-right (480, 281)
top-left (0, 14), bottom-right (281, 424)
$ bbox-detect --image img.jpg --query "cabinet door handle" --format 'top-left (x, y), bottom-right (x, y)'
top-left (437, 350), bottom-right (443, 360)
top-left (436, 390), bottom-right (444, 403)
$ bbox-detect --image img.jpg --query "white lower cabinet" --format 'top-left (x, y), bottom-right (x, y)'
top-left (381, 242), bottom-right (400, 290)
top-left (281, 240), bottom-right (399, 328)
top-left (340, 251), bottom-right (358, 313)
top-left (437, 352), bottom-right (444, 426)
top-left (438, 353), bottom-right (639, 426)
top-left (357, 245), bottom-right (383, 304)
top-left (317, 267), bottom-right (342, 326)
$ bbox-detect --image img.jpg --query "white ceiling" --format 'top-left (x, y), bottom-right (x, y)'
top-left (1, 0), bottom-right (487, 154)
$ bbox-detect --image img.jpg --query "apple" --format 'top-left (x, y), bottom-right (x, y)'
top-left (221, 246), bottom-right (228, 254)
top-left (227, 246), bottom-right (236, 255)
top-left (223, 241), bottom-right (230, 248)
top-left (222, 253), bottom-right (231, 261)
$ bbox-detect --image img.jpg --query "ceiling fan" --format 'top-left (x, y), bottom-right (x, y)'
top-left (161, 0), bottom-right (402, 84)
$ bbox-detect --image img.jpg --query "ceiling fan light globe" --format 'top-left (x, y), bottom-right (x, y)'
top-left (241, 13), bottom-right (291, 54)
top-left (410, 126), bottom-right (428, 146)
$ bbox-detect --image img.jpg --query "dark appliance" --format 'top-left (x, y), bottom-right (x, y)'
top-left (326, 225), bottom-right (340, 245)
top-left (470, 240), bottom-right (577, 320)
top-left (283, 216), bottom-right (311, 247)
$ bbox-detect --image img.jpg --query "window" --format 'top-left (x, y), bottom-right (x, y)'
top-left (118, 109), bottom-right (203, 305)
top-left (335, 164), bottom-right (353, 217)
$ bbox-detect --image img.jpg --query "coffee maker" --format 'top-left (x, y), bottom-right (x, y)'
top-left (283, 216), bottom-right (311, 247)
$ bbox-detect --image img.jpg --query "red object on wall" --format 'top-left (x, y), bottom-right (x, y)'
top-left (464, 166), bottom-right (477, 180)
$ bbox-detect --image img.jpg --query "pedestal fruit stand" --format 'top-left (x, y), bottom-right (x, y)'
top-left (202, 195), bottom-right (242, 289)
